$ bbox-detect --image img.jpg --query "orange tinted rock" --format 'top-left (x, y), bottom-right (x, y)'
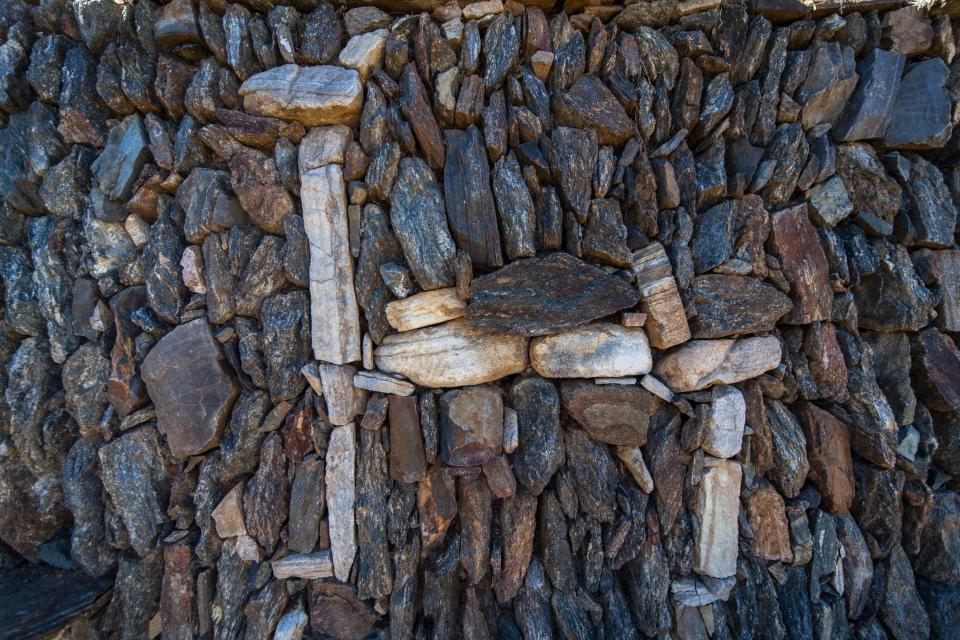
top-left (745, 484), bottom-right (793, 562)
top-left (797, 401), bottom-right (855, 513)
top-left (767, 204), bottom-right (832, 324)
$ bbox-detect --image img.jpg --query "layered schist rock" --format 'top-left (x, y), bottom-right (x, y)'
top-left (529, 323), bottom-right (652, 378)
top-left (630, 242), bottom-right (691, 349)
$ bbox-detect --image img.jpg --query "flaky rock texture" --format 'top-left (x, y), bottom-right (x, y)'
top-left (3, 0), bottom-right (960, 637)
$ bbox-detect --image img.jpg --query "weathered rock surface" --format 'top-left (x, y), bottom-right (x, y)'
top-left (141, 319), bottom-right (240, 458)
top-left (688, 275), bottom-right (793, 338)
top-left (653, 336), bottom-right (782, 392)
top-left (530, 323), bottom-right (652, 378)
top-left (466, 253), bottom-right (640, 336)
top-left (239, 65), bottom-right (363, 126)
top-left (561, 381), bottom-right (657, 446)
top-left (374, 320), bottom-right (527, 388)
top-left (693, 458), bottom-right (741, 579)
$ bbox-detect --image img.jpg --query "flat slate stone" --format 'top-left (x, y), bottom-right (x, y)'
top-left (833, 48), bottom-right (905, 142)
top-left (465, 253), bottom-right (640, 336)
top-left (238, 65), bottom-right (363, 127)
top-left (553, 75), bottom-right (635, 146)
top-left (883, 58), bottom-right (952, 150)
top-left (653, 336), bottom-right (783, 392)
top-left (443, 126), bottom-right (502, 269)
top-left (560, 381), bottom-right (657, 446)
top-left (141, 318), bottom-right (240, 458)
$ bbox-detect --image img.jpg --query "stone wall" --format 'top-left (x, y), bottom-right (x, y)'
top-left (1, 0), bottom-right (959, 637)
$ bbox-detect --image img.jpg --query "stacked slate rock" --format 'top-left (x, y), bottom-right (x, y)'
top-left (1, 0), bottom-right (960, 637)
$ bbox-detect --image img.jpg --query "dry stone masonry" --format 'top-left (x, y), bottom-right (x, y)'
top-left (2, 0), bottom-right (960, 637)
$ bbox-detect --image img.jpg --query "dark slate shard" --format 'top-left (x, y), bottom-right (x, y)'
top-left (564, 428), bottom-right (618, 523)
top-left (142, 214), bottom-right (188, 325)
top-left (881, 544), bottom-right (930, 639)
top-left (554, 75), bottom-right (635, 147)
top-left (213, 538), bottom-right (256, 640)
top-left (796, 41), bottom-right (858, 131)
top-left (583, 198), bottom-right (632, 268)
top-left (243, 581), bottom-right (288, 640)
top-left (399, 63), bottom-right (444, 172)
top-left (913, 491), bottom-right (960, 584)
top-left (509, 377), bottom-right (563, 496)
top-left (202, 232), bottom-right (235, 325)
top-left (690, 274), bottom-right (793, 339)
top-left (58, 44), bottom-right (108, 147)
top-left (691, 200), bottom-right (738, 274)
top-left (852, 462), bottom-right (904, 558)
top-left (178, 168), bottom-right (248, 244)
top-left (457, 475), bottom-right (492, 584)
top-left (917, 577), bottom-right (960, 639)
top-left (645, 410), bottom-right (686, 532)
top-left (357, 427), bottom-right (392, 599)
top-left (235, 235), bottom-right (286, 317)
top-left (108, 287), bottom-right (150, 417)
top-left (551, 590), bottom-right (594, 639)
top-left (776, 566), bottom-right (813, 640)
top-left (112, 552), bottom-right (163, 639)
top-left (40, 145), bottom-right (97, 221)
top-left (389, 157), bottom-right (457, 291)
top-left (261, 291), bottom-right (309, 403)
top-left (244, 432), bottom-right (288, 554)
top-left (750, 27), bottom-right (788, 147)
top-left (729, 14), bottom-right (771, 85)
top-left (28, 217), bottom-right (77, 364)
top-left (0, 101), bottom-right (67, 214)
top-left (62, 342), bottom-right (111, 438)
top-left (356, 204), bottom-right (403, 343)
top-left (0, 247), bottom-right (44, 337)
top-left (228, 145), bottom-right (295, 237)
top-left (26, 34), bottom-right (71, 105)
top-left (283, 214), bottom-right (309, 287)
top-left (883, 58), bottom-right (952, 150)
top-left (538, 489), bottom-right (576, 593)
top-left (98, 428), bottom-right (170, 557)
top-left (289, 454), bottom-right (324, 553)
top-left (692, 73), bottom-right (734, 142)
top-left (896, 153), bottom-right (958, 249)
top-left (141, 318), bottom-right (240, 458)
top-left (758, 122), bottom-right (808, 209)
top-left (836, 143), bottom-right (901, 224)
top-left (695, 139), bottom-right (727, 210)
top-left (444, 126), bottom-right (502, 269)
top-left (764, 399), bottom-right (809, 499)
top-left (622, 506), bottom-right (668, 632)
top-left (62, 438), bottom-right (114, 577)
top-left (483, 90), bottom-right (507, 162)
top-left (493, 152), bottom-right (537, 261)
top-left (466, 253), bottom-right (640, 336)
top-left (853, 239), bottom-right (935, 332)
top-left (483, 12), bottom-right (519, 92)
top-left (912, 328), bottom-right (960, 416)
top-left (5, 338), bottom-right (58, 478)
top-left (833, 49), bottom-right (905, 142)
top-left (551, 126), bottom-right (597, 223)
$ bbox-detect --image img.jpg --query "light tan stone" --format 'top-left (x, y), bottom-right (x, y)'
top-left (353, 370), bottom-right (416, 396)
top-left (326, 423), bottom-right (357, 582)
top-left (701, 384), bottom-right (746, 459)
top-left (180, 245), bottom-right (206, 294)
top-left (374, 319), bottom-right (528, 387)
top-left (463, 0), bottom-right (503, 19)
top-left (338, 29), bottom-right (388, 80)
top-left (530, 50), bottom-right (554, 81)
top-left (631, 242), bottom-right (691, 349)
top-left (530, 323), bottom-right (652, 378)
top-left (653, 336), bottom-right (782, 392)
top-left (386, 287), bottom-right (466, 332)
top-left (239, 65), bottom-right (363, 127)
top-left (298, 125), bottom-right (353, 173)
top-left (301, 163), bottom-right (362, 364)
top-left (435, 67), bottom-right (460, 125)
top-left (212, 482), bottom-right (246, 538)
top-left (272, 551), bottom-right (335, 579)
top-left (615, 445), bottom-right (654, 492)
top-left (319, 363), bottom-right (365, 425)
top-left (693, 457), bottom-right (742, 579)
